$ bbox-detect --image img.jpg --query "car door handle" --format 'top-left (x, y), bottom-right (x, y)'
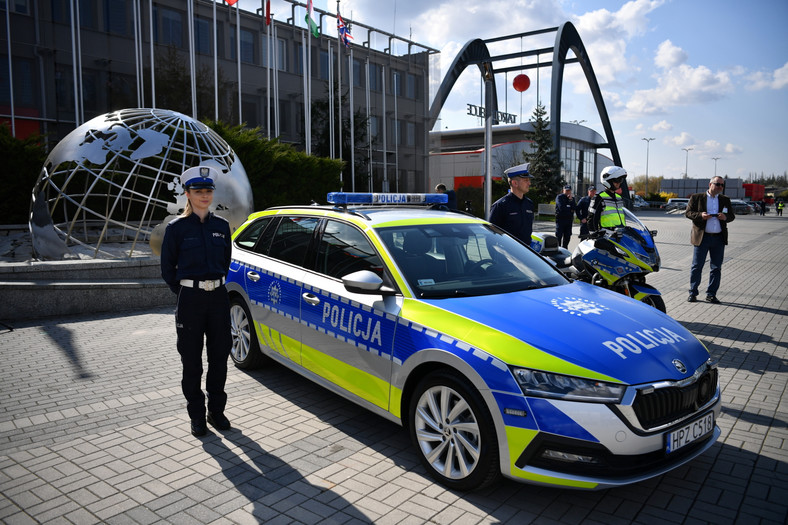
top-left (302, 293), bottom-right (320, 306)
top-left (246, 271), bottom-right (260, 282)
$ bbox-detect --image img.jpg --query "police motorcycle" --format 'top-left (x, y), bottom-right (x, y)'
top-left (568, 207), bottom-right (665, 312)
top-left (529, 232), bottom-right (574, 273)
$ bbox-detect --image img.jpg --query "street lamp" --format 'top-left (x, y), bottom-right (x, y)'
top-left (682, 147), bottom-right (694, 178)
top-left (712, 157), bottom-right (721, 177)
top-left (642, 138), bottom-right (655, 196)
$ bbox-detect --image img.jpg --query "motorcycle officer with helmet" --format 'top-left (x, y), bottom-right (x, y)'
top-left (588, 166), bottom-right (628, 233)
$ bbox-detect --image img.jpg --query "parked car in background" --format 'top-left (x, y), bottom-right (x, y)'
top-left (665, 198), bottom-right (689, 212)
top-left (730, 199), bottom-right (755, 215)
top-left (633, 195), bottom-right (648, 208)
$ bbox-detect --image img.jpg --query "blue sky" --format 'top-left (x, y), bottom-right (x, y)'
top-left (239, 0), bottom-right (788, 182)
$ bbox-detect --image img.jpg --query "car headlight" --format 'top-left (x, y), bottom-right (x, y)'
top-left (513, 368), bottom-right (625, 403)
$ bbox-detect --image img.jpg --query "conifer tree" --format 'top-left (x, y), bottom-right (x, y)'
top-left (524, 103), bottom-right (564, 203)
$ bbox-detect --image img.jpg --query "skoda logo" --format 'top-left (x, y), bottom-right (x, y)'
top-left (672, 359), bottom-right (687, 374)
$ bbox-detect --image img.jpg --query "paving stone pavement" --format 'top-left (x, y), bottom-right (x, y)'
top-left (0, 210), bottom-right (786, 524)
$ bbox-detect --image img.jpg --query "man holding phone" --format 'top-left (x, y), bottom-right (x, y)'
top-left (685, 176), bottom-right (735, 304)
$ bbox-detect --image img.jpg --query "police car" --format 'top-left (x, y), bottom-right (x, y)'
top-left (226, 192), bottom-right (720, 491)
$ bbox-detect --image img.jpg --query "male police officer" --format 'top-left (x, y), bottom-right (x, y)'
top-left (555, 185), bottom-right (576, 248)
top-left (589, 166), bottom-right (627, 233)
top-left (489, 162), bottom-right (534, 244)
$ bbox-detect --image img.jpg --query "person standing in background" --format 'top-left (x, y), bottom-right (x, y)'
top-left (685, 176), bottom-right (735, 304)
top-left (576, 186), bottom-right (596, 237)
top-left (555, 185), bottom-right (576, 248)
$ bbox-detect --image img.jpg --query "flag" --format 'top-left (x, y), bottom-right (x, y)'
top-left (226, 0), bottom-right (238, 5)
top-left (265, 0), bottom-right (271, 25)
top-left (305, 0), bottom-right (319, 38)
top-left (337, 11), bottom-right (353, 47)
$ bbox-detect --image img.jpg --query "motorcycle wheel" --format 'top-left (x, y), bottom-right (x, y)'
top-left (641, 295), bottom-right (667, 313)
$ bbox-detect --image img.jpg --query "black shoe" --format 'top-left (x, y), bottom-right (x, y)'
top-left (687, 294), bottom-right (697, 303)
top-left (705, 295), bottom-right (721, 304)
top-left (191, 419), bottom-right (207, 437)
top-left (207, 412), bottom-right (231, 431)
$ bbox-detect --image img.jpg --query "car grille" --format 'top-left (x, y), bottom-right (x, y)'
top-left (633, 367), bottom-right (718, 429)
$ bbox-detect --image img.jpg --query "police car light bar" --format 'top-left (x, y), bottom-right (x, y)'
top-left (327, 192), bottom-right (448, 205)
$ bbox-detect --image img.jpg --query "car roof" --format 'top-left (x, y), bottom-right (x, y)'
top-left (243, 203), bottom-right (486, 230)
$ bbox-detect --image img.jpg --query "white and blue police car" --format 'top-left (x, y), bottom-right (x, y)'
top-left (226, 192), bottom-right (720, 490)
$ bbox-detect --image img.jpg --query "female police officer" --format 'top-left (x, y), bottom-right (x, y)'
top-left (161, 166), bottom-right (232, 437)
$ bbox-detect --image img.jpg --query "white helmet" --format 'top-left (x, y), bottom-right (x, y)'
top-left (601, 166), bottom-right (627, 189)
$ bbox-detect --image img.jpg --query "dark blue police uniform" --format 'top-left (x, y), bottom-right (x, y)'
top-left (488, 192), bottom-right (534, 245)
top-left (555, 191), bottom-right (576, 248)
top-left (161, 197), bottom-right (232, 434)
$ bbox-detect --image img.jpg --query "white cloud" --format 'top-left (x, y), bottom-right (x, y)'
top-left (654, 40), bottom-right (687, 69)
top-left (652, 120), bottom-right (672, 132)
top-left (748, 61), bottom-right (788, 90)
top-left (667, 132), bottom-right (695, 147)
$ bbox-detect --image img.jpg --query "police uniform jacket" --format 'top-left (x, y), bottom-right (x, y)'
top-left (555, 193), bottom-right (576, 221)
top-left (685, 192), bottom-right (735, 246)
top-left (161, 212), bottom-right (232, 293)
top-left (576, 196), bottom-right (591, 221)
top-left (488, 192), bottom-right (534, 244)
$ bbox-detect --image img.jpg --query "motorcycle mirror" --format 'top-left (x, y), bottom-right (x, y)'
top-left (650, 230), bottom-right (658, 238)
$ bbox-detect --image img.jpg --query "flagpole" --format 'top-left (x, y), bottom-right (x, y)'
top-left (329, 41), bottom-right (335, 158)
top-left (307, 22), bottom-right (312, 154)
top-left (213, 0), bottom-right (218, 119)
top-left (349, 48), bottom-right (355, 191)
top-left (4, 4), bottom-right (14, 135)
top-left (336, 6), bottom-right (343, 177)
top-left (70, 0), bottom-right (82, 126)
top-left (365, 57), bottom-right (371, 192)
top-left (187, 0), bottom-right (197, 118)
top-left (235, 1), bottom-right (241, 125)
top-left (133, 0), bottom-right (141, 107)
top-left (149, 0), bottom-right (156, 108)
top-left (273, 22), bottom-right (280, 136)
top-left (382, 65), bottom-right (387, 192)
top-left (394, 78), bottom-right (398, 192)
top-left (302, 31), bottom-right (308, 152)
top-left (265, 2), bottom-right (271, 138)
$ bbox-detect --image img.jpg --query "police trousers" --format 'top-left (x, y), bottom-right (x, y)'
top-left (175, 285), bottom-right (232, 421)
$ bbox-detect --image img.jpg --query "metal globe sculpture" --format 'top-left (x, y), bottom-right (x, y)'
top-left (30, 108), bottom-right (253, 260)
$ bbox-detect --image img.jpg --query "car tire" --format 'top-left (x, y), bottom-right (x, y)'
top-left (409, 369), bottom-right (500, 491)
top-left (229, 296), bottom-right (268, 369)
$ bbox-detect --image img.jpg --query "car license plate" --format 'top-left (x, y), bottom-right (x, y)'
top-left (666, 413), bottom-right (714, 453)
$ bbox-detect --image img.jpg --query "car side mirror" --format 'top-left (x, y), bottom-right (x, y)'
top-left (342, 270), bottom-right (396, 295)
top-left (650, 230), bottom-right (658, 238)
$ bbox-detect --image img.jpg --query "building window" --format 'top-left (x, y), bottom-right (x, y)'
top-left (353, 59), bottom-right (363, 87)
top-left (369, 115), bottom-right (379, 140)
top-left (157, 7), bottom-right (183, 47)
top-left (406, 122), bottom-right (416, 146)
top-left (0, 57), bottom-right (34, 106)
top-left (294, 43), bottom-right (303, 74)
top-left (231, 29), bottom-right (255, 64)
top-left (392, 70), bottom-right (402, 96)
top-left (1, 0), bottom-right (29, 15)
top-left (104, 0), bottom-right (127, 35)
top-left (368, 63), bottom-right (382, 91)
top-left (194, 17), bottom-right (211, 55)
top-left (406, 73), bottom-right (420, 99)
top-left (319, 50), bottom-right (329, 80)
top-left (277, 38), bottom-right (287, 72)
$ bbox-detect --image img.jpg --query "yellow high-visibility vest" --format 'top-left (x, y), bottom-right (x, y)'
top-left (599, 191), bottom-right (626, 228)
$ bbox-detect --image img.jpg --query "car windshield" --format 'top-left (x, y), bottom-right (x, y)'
top-left (377, 222), bottom-right (568, 298)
